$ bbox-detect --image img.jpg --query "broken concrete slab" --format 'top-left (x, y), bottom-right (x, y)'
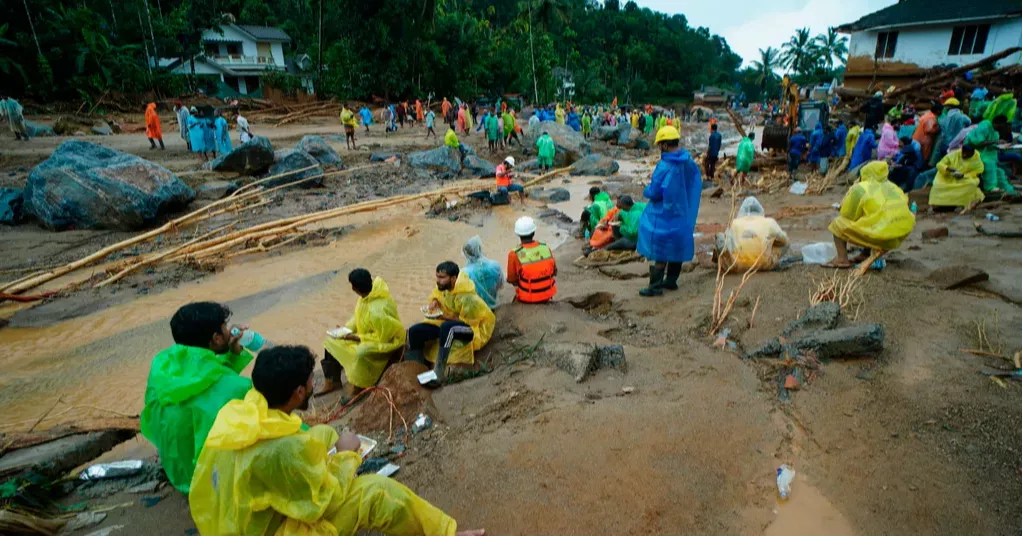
top-left (0, 429), bottom-right (136, 480)
top-left (781, 302), bottom-right (841, 339)
top-left (542, 343), bottom-right (628, 382)
top-left (928, 265), bottom-right (990, 290)
top-left (791, 324), bottom-right (885, 360)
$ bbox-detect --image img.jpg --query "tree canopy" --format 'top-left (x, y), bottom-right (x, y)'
top-left (4, 0), bottom-right (748, 105)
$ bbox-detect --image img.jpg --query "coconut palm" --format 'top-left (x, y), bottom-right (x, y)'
top-left (814, 27), bottom-right (848, 69)
top-left (751, 46), bottom-right (778, 92)
top-left (780, 27), bottom-right (815, 75)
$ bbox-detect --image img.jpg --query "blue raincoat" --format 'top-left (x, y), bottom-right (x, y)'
top-left (834, 124), bottom-right (848, 157)
top-left (214, 116), bottom-right (232, 155)
top-left (566, 112), bottom-right (581, 132)
top-left (202, 118), bottom-right (216, 154)
top-left (807, 124), bottom-right (824, 163)
top-left (360, 106), bottom-right (372, 126)
top-left (637, 149), bottom-right (702, 263)
top-left (461, 236), bottom-right (503, 310)
top-left (850, 128), bottom-right (877, 169)
top-left (187, 115), bottom-right (207, 153)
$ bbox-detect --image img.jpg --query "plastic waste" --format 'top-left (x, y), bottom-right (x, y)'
top-left (910, 201), bottom-right (917, 214)
top-left (871, 258), bottom-right (887, 270)
top-left (412, 413), bottom-right (433, 433)
top-left (801, 242), bottom-right (837, 265)
top-left (230, 327), bottom-right (270, 352)
top-left (776, 464), bottom-right (795, 500)
top-left (789, 182), bottom-right (808, 195)
top-left (985, 213), bottom-right (1000, 222)
top-left (80, 460), bottom-right (144, 481)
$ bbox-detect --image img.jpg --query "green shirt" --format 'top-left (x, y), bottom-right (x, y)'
top-left (618, 202), bottom-right (647, 240)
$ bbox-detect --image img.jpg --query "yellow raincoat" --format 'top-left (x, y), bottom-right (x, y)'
top-left (845, 125), bottom-right (862, 157)
top-left (719, 197), bottom-right (789, 271)
top-left (929, 149), bottom-right (985, 208)
top-left (423, 274), bottom-right (495, 366)
top-left (555, 105), bottom-right (566, 125)
top-left (322, 278), bottom-right (405, 389)
top-left (828, 161), bottom-right (916, 251)
top-left (189, 389), bottom-right (456, 536)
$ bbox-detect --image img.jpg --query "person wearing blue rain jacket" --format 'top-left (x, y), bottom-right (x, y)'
top-left (214, 111), bottom-right (232, 156)
top-left (187, 107), bottom-right (209, 162)
top-left (566, 110), bottom-right (581, 132)
top-left (202, 115), bottom-right (217, 157)
top-left (637, 126), bottom-right (702, 297)
top-left (807, 123), bottom-right (823, 164)
top-left (849, 128), bottom-right (878, 169)
top-left (834, 121), bottom-right (848, 158)
top-left (359, 106), bottom-right (372, 134)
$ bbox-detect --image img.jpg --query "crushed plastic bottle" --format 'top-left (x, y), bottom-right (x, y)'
top-left (871, 258), bottom-right (887, 271)
top-left (909, 201), bottom-right (917, 214)
top-left (776, 464), bottom-right (795, 500)
top-left (985, 213), bottom-right (1000, 222)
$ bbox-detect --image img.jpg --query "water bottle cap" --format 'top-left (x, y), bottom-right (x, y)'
top-left (230, 327), bottom-right (242, 337)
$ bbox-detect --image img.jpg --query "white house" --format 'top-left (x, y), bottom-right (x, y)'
top-left (837, 0), bottom-right (1022, 89)
top-left (156, 23), bottom-right (312, 96)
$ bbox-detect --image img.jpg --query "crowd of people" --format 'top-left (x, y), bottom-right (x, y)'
top-left (163, 102), bottom-right (251, 163)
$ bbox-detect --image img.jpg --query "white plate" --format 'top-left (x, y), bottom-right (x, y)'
top-left (357, 435), bottom-right (377, 460)
top-left (326, 327), bottom-right (353, 339)
top-left (420, 305), bottom-right (443, 319)
top-left (417, 370), bottom-right (439, 385)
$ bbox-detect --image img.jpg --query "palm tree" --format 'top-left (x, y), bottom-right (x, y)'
top-left (751, 47), bottom-right (778, 92)
top-left (780, 27), bottom-right (813, 75)
top-left (814, 27), bottom-right (848, 70)
top-left (0, 24), bottom-right (27, 84)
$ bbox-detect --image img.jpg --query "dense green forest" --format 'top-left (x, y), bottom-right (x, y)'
top-left (2, 0), bottom-right (843, 105)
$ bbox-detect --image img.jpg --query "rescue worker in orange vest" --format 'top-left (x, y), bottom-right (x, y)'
top-left (495, 156), bottom-right (525, 204)
top-left (506, 217), bottom-right (557, 303)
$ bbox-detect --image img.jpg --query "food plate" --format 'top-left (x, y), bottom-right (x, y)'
top-left (326, 327), bottom-right (353, 339)
top-left (420, 305), bottom-right (443, 319)
top-left (417, 370), bottom-right (439, 386)
top-left (357, 435), bottom-right (378, 460)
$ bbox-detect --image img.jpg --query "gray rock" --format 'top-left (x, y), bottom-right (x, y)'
top-left (462, 155), bottom-right (496, 178)
top-left (408, 146), bottom-right (462, 177)
top-left (370, 151), bottom-right (402, 162)
top-left (596, 124), bottom-right (626, 142)
top-left (526, 121), bottom-right (591, 165)
top-left (791, 324), bottom-right (885, 360)
top-left (209, 136), bottom-right (275, 175)
top-left (267, 150), bottom-right (325, 188)
top-left (617, 124), bottom-right (633, 145)
top-left (518, 158), bottom-right (541, 172)
top-left (781, 302), bottom-right (841, 338)
top-left (91, 122), bottom-right (113, 136)
top-left (630, 139), bottom-right (650, 150)
top-left (195, 180), bottom-right (238, 200)
top-left (296, 135), bottom-right (342, 167)
top-left (570, 154), bottom-right (620, 176)
top-left (542, 343), bottom-right (628, 382)
top-left (24, 120), bottom-right (55, 137)
top-left (528, 187), bottom-right (570, 203)
top-left (0, 187), bottom-right (24, 225)
top-left (24, 140), bottom-right (194, 230)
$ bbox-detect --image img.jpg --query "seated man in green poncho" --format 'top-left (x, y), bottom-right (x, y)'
top-left (580, 187), bottom-right (613, 239)
top-left (141, 302), bottom-right (254, 493)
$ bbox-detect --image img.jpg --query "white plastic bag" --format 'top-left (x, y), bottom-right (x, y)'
top-left (789, 182), bottom-right (808, 195)
top-left (801, 242), bottom-right (836, 265)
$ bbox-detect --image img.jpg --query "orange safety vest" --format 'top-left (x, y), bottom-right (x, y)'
top-left (514, 242), bottom-right (556, 303)
top-left (495, 164), bottom-right (511, 187)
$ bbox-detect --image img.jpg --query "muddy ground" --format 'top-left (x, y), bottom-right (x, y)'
top-left (0, 116), bottom-right (1020, 535)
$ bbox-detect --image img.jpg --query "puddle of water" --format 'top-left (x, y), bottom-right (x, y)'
top-left (0, 200), bottom-right (565, 431)
top-left (765, 475), bottom-right (856, 536)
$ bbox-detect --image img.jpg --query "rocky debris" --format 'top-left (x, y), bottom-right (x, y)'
top-left (408, 146), bottom-right (462, 178)
top-left (25, 120), bottom-right (55, 137)
top-left (927, 265), bottom-right (989, 290)
top-left (781, 302), bottom-right (841, 339)
top-left (462, 155), bottom-right (497, 178)
top-left (746, 303), bottom-right (884, 361)
top-left (0, 187), bottom-right (25, 225)
top-left (91, 122), bottom-right (113, 136)
top-left (570, 154), bottom-right (620, 176)
top-left (525, 121), bottom-right (591, 166)
top-left (527, 187), bottom-right (570, 203)
top-left (370, 151), bottom-right (402, 162)
top-left (537, 208), bottom-right (573, 224)
top-left (353, 362), bottom-right (439, 433)
top-left (541, 343), bottom-right (628, 382)
top-left (566, 291), bottom-right (615, 314)
top-left (208, 136), bottom-right (275, 175)
top-left (295, 135), bottom-right (343, 168)
top-left (616, 124), bottom-right (633, 145)
top-left (627, 139), bottom-right (650, 151)
top-left (921, 226), bottom-right (950, 239)
top-left (195, 180), bottom-right (239, 200)
top-left (267, 149), bottom-right (325, 188)
top-left (518, 158), bottom-right (541, 172)
top-left (0, 429), bottom-right (136, 480)
top-left (24, 140), bottom-right (194, 230)
top-left (596, 123), bottom-right (630, 143)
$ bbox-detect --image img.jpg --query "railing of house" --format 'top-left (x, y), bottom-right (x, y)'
top-left (209, 55), bottom-right (279, 66)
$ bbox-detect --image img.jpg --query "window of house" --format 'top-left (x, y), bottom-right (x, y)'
top-left (875, 31), bottom-right (898, 59)
top-left (225, 43), bottom-right (242, 56)
top-left (948, 24), bottom-right (990, 55)
top-left (203, 43), bottom-right (219, 57)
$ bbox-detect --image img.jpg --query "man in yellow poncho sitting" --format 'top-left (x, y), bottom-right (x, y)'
top-left (406, 261), bottom-right (495, 385)
top-left (189, 345), bottom-right (474, 536)
top-left (929, 145), bottom-right (986, 210)
top-left (824, 161), bottom-right (915, 268)
top-left (141, 302), bottom-right (253, 494)
top-left (716, 197), bottom-right (789, 272)
top-left (320, 269), bottom-right (405, 396)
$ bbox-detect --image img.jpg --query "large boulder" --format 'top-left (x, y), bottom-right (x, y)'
top-left (570, 154), bottom-right (620, 176)
top-left (267, 150), bottom-right (324, 188)
top-left (462, 155), bottom-right (496, 178)
top-left (208, 136), bottom-right (275, 175)
top-left (24, 140), bottom-right (194, 230)
top-left (25, 121), bottom-right (55, 137)
top-left (0, 188), bottom-right (25, 225)
top-left (408, 146), bottom-right (462, 177)
top-left (616, 124), bottom-right (633, 145)
top-left (295, 135), bottom-right (342, 168)
top-left (528, 187), bottom-right (570, 203)
top-left (526, 121), bottom-right (591, 166)
top-left (518, 159), bottom-right (541, 172)
top-left (91, 122), bottom-right (113, 136)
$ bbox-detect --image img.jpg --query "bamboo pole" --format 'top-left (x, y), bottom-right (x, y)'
top-left (230, 165), bottom-right (317, 197)
top-left (94, 223), bottom-right (235, 287)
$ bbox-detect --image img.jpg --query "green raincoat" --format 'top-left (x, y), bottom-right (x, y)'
top-left (537, 134), bottom-right (556, 166)
top-left (581, 114), bottom-right (592, 134)
top-left (618, 202), bottom-right (647, 240)
top-left (643, 113), bottom-right (654, 133)
top-left (587, 192), bottom-right (614, 229)
top-left (736, 137), bottom-right (755, 172)
top-left (983, 93), bottom-right (1017, 123)
top-left (141, 344), bottom-right (253, 493)
top-left (965, 120), bottom-right (1017, 194)
top-left (501, 112), bottom-right (515, 137)
top-left (486, 114), bottom-right (500, 142)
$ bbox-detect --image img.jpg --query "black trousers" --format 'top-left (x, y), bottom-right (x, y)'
top-left (705, 155), bottom-right (719, 179)
top-left (322, 349), bottom-right (342, 382)
top-left (408, 321), bottom-right (474, 365)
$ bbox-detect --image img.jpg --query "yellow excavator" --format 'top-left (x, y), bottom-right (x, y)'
top-left (762, 75), bottom-right (829, 151)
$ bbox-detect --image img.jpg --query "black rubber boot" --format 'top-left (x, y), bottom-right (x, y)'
top-left (639, 265), bottom-right (665, 297)
top-left (432, 349), bottom-right (449, 385)
top-left (661, 263), bottom-right (682, 291)
top-left (405, 348), bottom-right (427, 366)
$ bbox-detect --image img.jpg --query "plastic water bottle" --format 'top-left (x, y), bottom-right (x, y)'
top-left (231, 327), bottom-right (271, 352)
top-left (985, 213), bottom-right (1000, 222)
top-left (871, 258), bottom-right (887, 271)
top-left (910, 201), bottom-right (917, 214)
top-left (776, 465), bottom-right (796, 500)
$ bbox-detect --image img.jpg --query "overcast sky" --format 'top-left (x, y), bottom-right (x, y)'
top-left (635, 0), bottom-right (898, 66)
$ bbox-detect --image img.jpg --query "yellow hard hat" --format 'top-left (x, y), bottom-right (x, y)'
top-left (654, 125), bottom-right (681, 144)
top-left (944, 97), bottom-right (960, 107)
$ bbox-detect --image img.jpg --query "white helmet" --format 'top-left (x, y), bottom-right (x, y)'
top-left (514, 216), bottom-right (537, 236)
top-left (504, 156), bottom-right (515, 167)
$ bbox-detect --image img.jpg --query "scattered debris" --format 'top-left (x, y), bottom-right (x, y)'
top-left (540, 343), bottom-right (627, 382)
top-left (80, 460), bottom-right (144, 481)
top-left (776, 464), bottom-right (795, 500)
top-left (63, 511), bottom-right (108, 533)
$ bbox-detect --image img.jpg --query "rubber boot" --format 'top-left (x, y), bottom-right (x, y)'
top-left (432, 349), bottom-right (449, 385)
top-left (405, 348), bottom-right (427, 366)
top-left (639, 265), bottom-right (665, 297)
top-left (661, 263), bottom-right (682, 291)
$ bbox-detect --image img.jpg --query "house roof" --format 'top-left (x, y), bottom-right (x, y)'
top-left (235, 24), bottom-right (291, 42)
top-left (837, 0), bottom-right (1022, 32)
